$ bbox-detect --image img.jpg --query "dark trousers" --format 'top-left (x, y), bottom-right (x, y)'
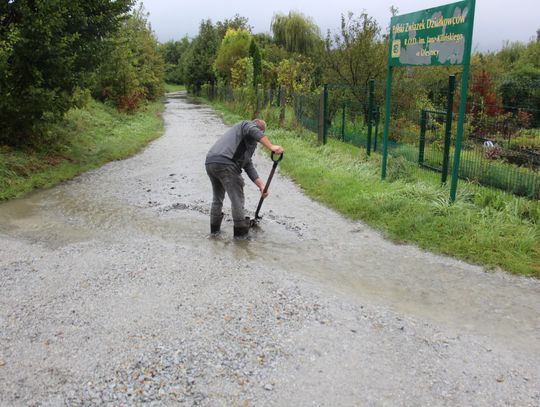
top-left (205, 163), bottom-right (246, 224)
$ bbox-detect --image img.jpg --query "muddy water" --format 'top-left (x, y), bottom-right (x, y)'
top-left (1, 91), bottom-right (539, 353)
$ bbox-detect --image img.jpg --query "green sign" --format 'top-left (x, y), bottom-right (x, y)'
top-left (381, 0), bottom-right (476, 203)
top-left (389, 0), bottom-right (474, 66)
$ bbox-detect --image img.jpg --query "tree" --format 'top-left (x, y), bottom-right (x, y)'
top-left (324, 12), bottom-right (386, 108)
top-left (497, 41), bottom-right (526, 69)
top-left (271, 11), bottom-right (322, 56)
top-left (249, 39), bottom-right (262, 88)
top-left (276, 56), bottom-right (315, 94)
top-left (499, 37), bottom-right (540, 126)
top-left (216, 14), bottom-right (252, 39)
top-left (159, 37), bottom-right (191, 84)
top-left (213, 28), bottom-right (251, 84)
top-left (466, 69), bottom-right (504, 135)
top-left (0, 0), bottom-right (132, 146)
top-left (231, 57), bottom-right (254, 89)
top-left (183, 19), bottom-right (219, 92)
top-left (93, 6), bottom-right (165, 110)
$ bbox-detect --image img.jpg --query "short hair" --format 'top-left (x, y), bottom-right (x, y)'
top-left (254, 119), bottom-right (266, 132)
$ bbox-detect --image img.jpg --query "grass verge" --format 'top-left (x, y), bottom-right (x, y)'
top-left (164, 83), bottom-right (186, 93)
top-left (208, 100), bottom-right (540, 278)
top-left (0, 98), bottom-right (164, 201)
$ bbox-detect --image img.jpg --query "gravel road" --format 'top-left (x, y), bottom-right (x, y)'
top-left (1, 92), bottom-right (539, 406)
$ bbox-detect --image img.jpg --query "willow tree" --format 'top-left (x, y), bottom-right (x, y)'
top-left (271, 11), bottom-right (322, 56)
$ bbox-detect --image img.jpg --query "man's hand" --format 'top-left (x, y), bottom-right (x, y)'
top-left (260, 136), bottom-right (284, 155)
top-left (255, 178), bottom-right (269, 198)
top-left (270, 144), bottom-right (284, 154)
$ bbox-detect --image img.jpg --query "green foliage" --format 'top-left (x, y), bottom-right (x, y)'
top-left (324, 12), bottom-right (386, 107)
top-left (93, 6), bottom-right (164, 111)
top-left (261, 60), bottom-right (278, 89)
top-left (0, 0), bottom-right (132, 146)
top-left (183, 20), bottom-right (219, 92)
top-left (271, 11), bottom-right (323, 56)
top-left (216, 14), bottom-right (252, 39)
top-left (276, 56), bottom-right (315, 93)
top-left (0, 98), bottom-right (164, 201)
top-left (159, 37), bottom-right (191, 84)
top-left (499, 65), bottom-right (540, 127)
top-left (498, 41), bottom-right (527, 69)
top-left (231, 57), bottom-right (254, 89)
top-left (213, 28), bottom-right (252, 84)
top-left (250, 39), bottom-right (263, 88)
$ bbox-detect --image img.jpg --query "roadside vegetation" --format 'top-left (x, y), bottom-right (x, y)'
top-left (1, 1), bottom-right (165, 200)
top-left (0, 99), bottom-right (164, 200)
top-left (164, 84), bottom-right (186, 93)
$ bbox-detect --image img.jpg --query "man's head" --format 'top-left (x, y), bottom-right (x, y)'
top-left (254, 119), bottom-right (266, 133)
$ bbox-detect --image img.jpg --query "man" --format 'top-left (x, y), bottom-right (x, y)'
top-left (205, 119), bottom-right (284, 238)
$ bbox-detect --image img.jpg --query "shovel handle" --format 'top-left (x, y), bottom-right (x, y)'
top-left (254, 152), bottom-right (283, 220)
top-left (271, 152), bottom-right (284, 162)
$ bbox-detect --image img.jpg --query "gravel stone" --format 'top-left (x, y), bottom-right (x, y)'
top-left (0, 92), bottom-right (539, 406)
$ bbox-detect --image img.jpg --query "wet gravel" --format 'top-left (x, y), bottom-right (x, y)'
top-left (1, 92), bottom-right (539, 406)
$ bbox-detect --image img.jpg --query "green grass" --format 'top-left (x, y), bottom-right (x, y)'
top-left (164, 83), bottom-right (185, 93)
top-left (0, 98), bottom-right (164, 200)
top-left (208, 99), bottom-right (540, 278)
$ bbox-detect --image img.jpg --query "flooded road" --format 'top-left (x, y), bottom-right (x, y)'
top-left (1, 92), bottom-right (539, 405)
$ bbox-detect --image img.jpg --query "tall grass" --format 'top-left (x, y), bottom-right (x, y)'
top-left (164, 83), bottom-right (186, 93)
top-left (0, 98), bottom-right (164, 200)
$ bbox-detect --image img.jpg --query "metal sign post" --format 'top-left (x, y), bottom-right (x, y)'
top-left (381, 0), bottom-right (476, 202)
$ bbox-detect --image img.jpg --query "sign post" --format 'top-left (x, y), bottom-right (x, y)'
top-left (381, 0), bottom-right (476, 201)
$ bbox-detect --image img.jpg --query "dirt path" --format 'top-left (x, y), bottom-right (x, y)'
top-left (0, 92), bottom-right (539, 406)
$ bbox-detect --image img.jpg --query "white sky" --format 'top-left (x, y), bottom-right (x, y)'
top-left (140, 0), bottom-right (540, 52)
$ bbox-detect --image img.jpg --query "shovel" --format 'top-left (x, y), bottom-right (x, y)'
top-left (250, 152), bottom-right (283, 227)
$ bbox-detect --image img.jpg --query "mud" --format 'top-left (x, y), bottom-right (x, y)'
top-left (0, 91), bottom-right (539, 406)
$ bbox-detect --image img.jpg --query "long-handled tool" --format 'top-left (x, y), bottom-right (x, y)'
top-left (250, 152), bottom-right (283, 227)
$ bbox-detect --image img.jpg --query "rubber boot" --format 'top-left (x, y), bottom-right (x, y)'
top-left (210, 213), bottom-right (224, 235)
top-left (233, 217), bottom-right (251, 238)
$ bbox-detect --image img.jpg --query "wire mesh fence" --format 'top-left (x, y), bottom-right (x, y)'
top-left (382, 68), bottom-right (540, 198)
top-left (200, 76), bottom-right (540, 199)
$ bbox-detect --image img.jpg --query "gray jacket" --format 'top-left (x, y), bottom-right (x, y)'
top-left (205, 121), bottom-right (264, 182)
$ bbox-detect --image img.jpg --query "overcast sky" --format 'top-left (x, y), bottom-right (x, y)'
top-left (140, 0), bottom-right (539, 52)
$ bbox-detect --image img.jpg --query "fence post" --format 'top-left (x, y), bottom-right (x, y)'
top-left (374, 107), bottom-right (380, 152)
top-left (298, 95), bottom-right (303, 124)
top-left (256, 84), bottom-right (262, 117)
top-left (266, 89), bottom-right (271, 108)
top-left (323, 84), bottom-right (329, 144)
top-left (279, 85), bottom-right (286, 126)
top-left (341, 103), bottom-right (346, 141)
top-left (419, 109), bottom-right (427, 166)
top-left (381, 65), bottom-right (394, 180)
top-left (318, 86), bottom-right (325, 144)
top-left (367, 79), bottom-right (375, 156)
top-left (441, 75), bottom-right (456, 185)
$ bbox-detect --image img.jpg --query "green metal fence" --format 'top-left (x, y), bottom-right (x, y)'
top-left (201, 80), bottom-right (540, 199)
top-left (385, 73), bottom-right (540, 198)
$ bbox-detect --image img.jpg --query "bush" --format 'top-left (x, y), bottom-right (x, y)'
top-left (0, 0), bottom-right (131, 146)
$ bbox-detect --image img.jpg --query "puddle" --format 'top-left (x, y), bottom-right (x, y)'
top-left (1, 91), bottom-right (539, 353)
